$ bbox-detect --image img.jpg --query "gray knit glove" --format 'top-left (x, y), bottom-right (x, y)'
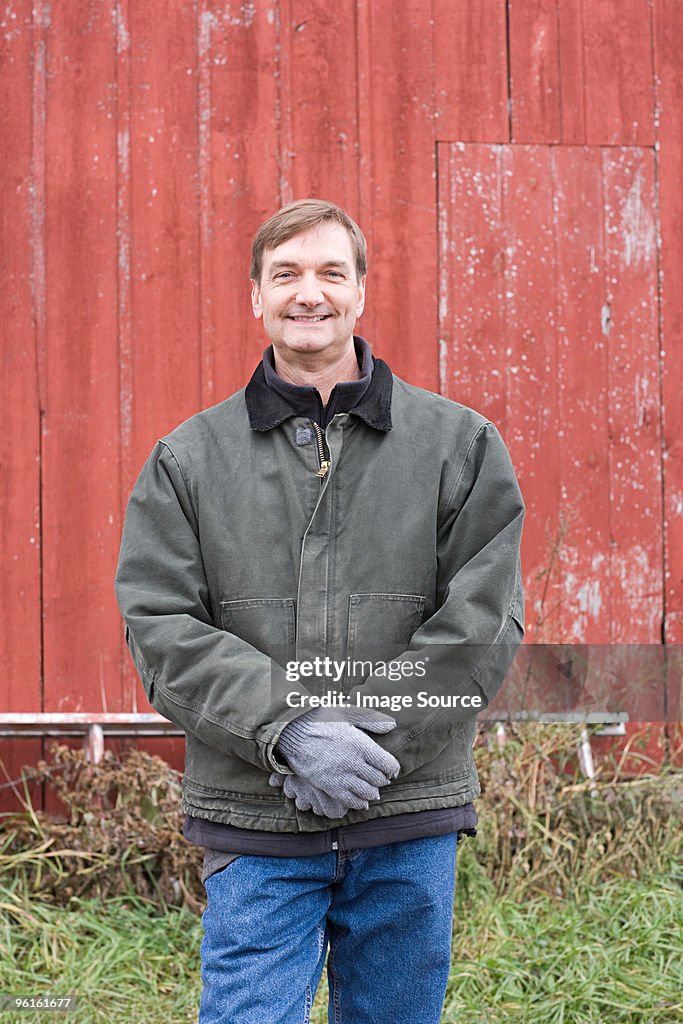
top-left (268, 772), bottom-right (353, 819)
top-left (273, 706), bottom-right (401, 811)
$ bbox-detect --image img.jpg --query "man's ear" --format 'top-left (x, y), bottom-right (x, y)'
top-left (250, 279), bottom-right (263, 319)
top-left (356, 275), bottom-right (367, 319)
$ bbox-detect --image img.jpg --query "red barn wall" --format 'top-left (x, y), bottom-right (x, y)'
top-left (2, 1), bottom-right (681, 807)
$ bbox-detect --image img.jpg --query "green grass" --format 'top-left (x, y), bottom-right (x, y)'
top-left (441, 848), bottom-right (683, 1023)
top-left (0, 885), bottom-right (202, 1023)
top-left (2, 854), bottom-right (681, 1023)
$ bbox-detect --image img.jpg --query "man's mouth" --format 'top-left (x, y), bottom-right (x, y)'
top-left (287, 314), bottom-right (332, 322)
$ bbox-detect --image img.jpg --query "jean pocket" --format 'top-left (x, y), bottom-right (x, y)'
top-left (347, 592), bottom-right (425, 664)
top-left (202, 851), bottom-right (241, 886)
top-left (220, 597), bottom-right (295, 664)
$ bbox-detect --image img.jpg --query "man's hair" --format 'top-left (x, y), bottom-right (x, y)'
top-left (250, 199), bottom-right (367, 283)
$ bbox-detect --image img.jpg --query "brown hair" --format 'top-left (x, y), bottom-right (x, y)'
top-left (250, 199), bottom-right (367, 283)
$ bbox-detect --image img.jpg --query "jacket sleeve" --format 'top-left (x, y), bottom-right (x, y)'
top-left (114, 440), bottom-right (308, 773)
top-left (347, 421), bottom-right (525, 777)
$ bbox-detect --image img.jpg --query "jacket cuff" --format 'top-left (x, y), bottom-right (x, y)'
top-left (266, 749), bottom-right (294, 774)
top-left (257, 686), bottom-right (318, 773)
top-left (260, 716), bottom-right (300, 774)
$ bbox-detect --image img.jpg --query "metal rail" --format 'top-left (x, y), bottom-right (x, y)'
top-left (0, 714), bottom-right (184, 763)
top-left (0, 711), bottom-right (628, 767)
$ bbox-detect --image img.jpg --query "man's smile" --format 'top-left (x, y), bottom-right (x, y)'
top-left (287, 314), bottom-right (333, 323)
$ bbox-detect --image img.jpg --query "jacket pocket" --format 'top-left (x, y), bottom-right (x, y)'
top-left (347, 592), bottom-right (425, 664)
top-left (220, 597), bottom-right (295, 665)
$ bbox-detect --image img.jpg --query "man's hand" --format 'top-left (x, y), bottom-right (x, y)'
top-left (274, 706), bottom-right (401, 812)
top-left (268, 772), bottom-right (357, 819)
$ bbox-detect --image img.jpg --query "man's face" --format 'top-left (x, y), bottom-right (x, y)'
top-left (251, 223), bottom-right (366, 360)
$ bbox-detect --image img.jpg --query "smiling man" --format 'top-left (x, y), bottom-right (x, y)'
top-left (251, 220), bottom-right (365, 368)
top-left (115, 199), bottom-right (525, 1024)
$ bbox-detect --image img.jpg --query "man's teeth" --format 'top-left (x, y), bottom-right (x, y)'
top-left (291, 315), bottom-right (328, 321)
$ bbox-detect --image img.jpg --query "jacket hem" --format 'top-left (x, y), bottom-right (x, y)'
top-left (182, 778), bottom-right (481, 833)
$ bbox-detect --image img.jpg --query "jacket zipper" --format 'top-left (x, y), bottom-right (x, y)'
top-left (313, 422), bottom-right (331, 478)
top-left (294, 419), bottom-right (335, 657)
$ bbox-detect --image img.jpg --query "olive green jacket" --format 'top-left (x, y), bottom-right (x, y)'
top-left (114, 353), bottom-right (524, 831)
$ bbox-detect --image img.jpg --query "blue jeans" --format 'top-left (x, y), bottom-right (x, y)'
top-left (199, 833), bottom-right (457, 1024)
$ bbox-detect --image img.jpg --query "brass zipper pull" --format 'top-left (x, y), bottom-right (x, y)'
top-left (313, 422), bottom-right (331, 478)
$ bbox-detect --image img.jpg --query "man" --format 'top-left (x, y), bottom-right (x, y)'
top-left (115, 199), bottom-right (525, 1023)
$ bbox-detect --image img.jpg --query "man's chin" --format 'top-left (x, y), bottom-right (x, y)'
top-left (280, 335), bottom-right (335, 354)
top-left (271, 328), bottom-right (356, 361)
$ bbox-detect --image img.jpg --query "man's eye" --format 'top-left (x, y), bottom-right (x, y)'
top-left (275, 272), bottom-right (294, 280)
top-left (326, 271), bottom-right (343, 279)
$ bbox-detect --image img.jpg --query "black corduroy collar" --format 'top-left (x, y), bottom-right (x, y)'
top-left (244, 336), bottom-right (393, 433)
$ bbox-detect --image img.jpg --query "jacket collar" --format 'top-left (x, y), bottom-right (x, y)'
top-left (244, 336), bottom-right (393, 433)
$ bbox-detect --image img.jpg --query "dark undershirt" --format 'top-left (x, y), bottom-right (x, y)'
top-left (183, 337), bottom-right (477, 879)
top-left (261, 334), bottom-right (374, 426)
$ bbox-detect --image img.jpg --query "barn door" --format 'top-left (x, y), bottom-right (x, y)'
top-left (437, 143), bottom-right (663, 646)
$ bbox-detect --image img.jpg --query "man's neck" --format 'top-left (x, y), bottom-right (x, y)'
top-left (272, 342), bottom-right (361, 405)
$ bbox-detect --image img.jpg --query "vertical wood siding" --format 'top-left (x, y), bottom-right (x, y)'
top-left (1, 1), bottom-right (680, 800)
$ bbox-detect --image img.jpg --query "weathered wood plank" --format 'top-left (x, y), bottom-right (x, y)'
top-left (602, 149), bottom-right (662, 642)
top-left (582, 0), bottom-right (654, 146)
top-left (197, 0), bottom-right (281, 408)
top-left (356, 0), bottom-right (438, 389)
top-left (654, 0), bottom-right (683, 742)
top-left (113, 0), bottom-right (137, 715)
top-left (654, 0), bottom-right (683, 648)
top-left (508, 0), bottom-right (561, 142)
top-left (437, 143), bottom-right (507, 426)
top-left (125, 0), bottom-right (202, 475)
top-left (41, 0), bottom-right (122, 715)
top-left (116, 0), bottom-right (203, 735)
top-left (285, 0), bottom-right (359, 209)
top-left (438, 143), bottom-right (561, 638)
top-left (553, 147), bottom-right (611, 641)
top-left (556, 0), bottom-right (586, 143)
top-left (500, 145), bottom-right (561, 640)
top-left (0, 0), bottom-right (42, 808)
top-left (433, 0), bottom-right (508, 142)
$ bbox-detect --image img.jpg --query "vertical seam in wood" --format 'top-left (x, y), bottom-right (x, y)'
top-left (429, 0), bottom-right (439, 388)
top-left (504, 0), bottom-right (512, 143)
top-left (353, 0), bottom-right (361, 218)
top-left (555, 0), bottom-right (563, 144)
top-left (275, 0), bottom-right (293, 204)
top-left (30, 5), bottom-right (47, 416)
top-left (599, 148), bottom-right (614, 643)
top-left (197, 0), bottom-right (210, 406)
top-left (549, 146), bottom-right (562, 628)
top-left (274, 0), bottom-right (283, 203)
top-left (500, 144), bottom-right (509, 448)
top-left (195, 0), bottom-right (202, 412)
top-left (649, 2), bottom-right (667, 648)
top-left (31, 1), bottom-right (48, 716)
top-left (115, 0), bottom-right (133, 709)
top-left (580, 0), bottom-right (587, 144)
top-left (648, 0), bottom-right (659, 140)
top-left (355, 0), bottom-right (372, 243)
top-left (436, 141), bottom-right (443, 397)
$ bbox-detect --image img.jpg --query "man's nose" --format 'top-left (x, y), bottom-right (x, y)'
top-left (295, 273), bottom-right (324, 305)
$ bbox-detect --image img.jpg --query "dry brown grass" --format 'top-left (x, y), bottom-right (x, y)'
top-left (1, 745), bottom-right (205, 912)
top-left (1, 725), bottom-right (680, 912)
